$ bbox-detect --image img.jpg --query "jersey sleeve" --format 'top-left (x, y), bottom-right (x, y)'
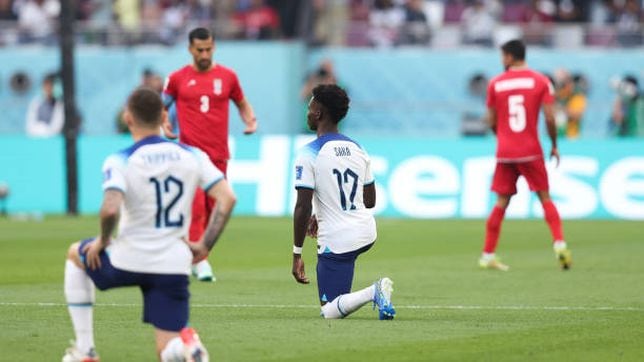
top-left (364, 153), bottom-right (375, 186)
top-left (229, 71), bottom-right (244, 104)
top-left (162, 72), bottom-right (179, 105)
top-left (485, 80), bottom-right (496, 108)
top-left (193, 147), bottom-right (225, 192)
top-left (293, 150), bottom-right (315, 190)
top-left (101, 155), bottom-right (127, 193)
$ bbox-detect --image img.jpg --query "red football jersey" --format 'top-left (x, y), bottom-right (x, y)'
top-left (163, 64), bottom-right (244, 161)
top-left (486, 68), bottom-right (554, 162)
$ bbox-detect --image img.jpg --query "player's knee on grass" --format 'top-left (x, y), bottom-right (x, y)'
top-left (67, 241), bottom-right (84, 268)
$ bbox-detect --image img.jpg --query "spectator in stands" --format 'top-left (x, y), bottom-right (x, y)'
top-left (84, 0), bottom-right (114, 44)
top-left (555, 0), bottom-right (587, 22)
top-left (25, 73), bottom-right (64, 137)
top-left (301, 59), bottom-right (339, 100)
top-left (610, 75), bottom-right (644, 137)
top-left (17, 0), bottom-right (60, 44)
top-left (399, 0), bottom-right (431, 45)
top-left (553, 68), bottom-right (587, 139)
top-left (589, 0), bottom-right (614, 25)
top-left (185, 0), bottom-right (215, 27)
top-left (0, 0), bottom-right (17, 44)
top-left (312, 0), bottom-right (350, 46)
top-left (461, 72), bottom-right (489, 136)
top-left (461, 0), bottom-right (497, 47)
top-left (232, 0), bottom-right (280, 40)
top-left (368, 0), bottom-right (404, 48)
top-left (113, 0), bottom-right (141, 43)
top-left (521, 0), bottom-right (555, 46)
top-left (116, 69), bottom-right (164, 134)
top-left (300, 59), bottom-right (341, 132)
top-left (615, 0), bottom-right (642, 47)
top-left (0, 0), bottom-right (17, 20)
top-left (159, 0), bottom-right (188, 45)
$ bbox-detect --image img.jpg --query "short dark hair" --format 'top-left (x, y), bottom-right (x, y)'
top-left (127, 87), bottom-right (163, 127)
top-left (312, 84), bottom-right (349, 124)
top-left (43, 72), bottom-right (58, 85)
top-left (501, 39), bottom-right (526, 61)
top-left (189, 27), bottom-right (212, 44)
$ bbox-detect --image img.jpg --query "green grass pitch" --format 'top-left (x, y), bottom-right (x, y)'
top-left (0, 216), bottom-right (643, 361)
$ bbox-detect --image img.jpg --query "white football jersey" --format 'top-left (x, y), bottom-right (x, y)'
top-left (294, 133), bottom-right (376, 254)
top-left (101, 136), bottom-right (223, 275)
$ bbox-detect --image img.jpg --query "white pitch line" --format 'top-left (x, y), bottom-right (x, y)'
top-left (0, 302), bottom-right (642, 312)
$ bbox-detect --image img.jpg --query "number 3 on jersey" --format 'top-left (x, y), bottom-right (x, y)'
top-left (200, 95), bottom-right (209, 113)
top-left (508, 95), bottom-right (526, 132)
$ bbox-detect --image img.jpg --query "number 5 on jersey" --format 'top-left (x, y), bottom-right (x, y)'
top-left (508, 95), bottom-right (526, 132)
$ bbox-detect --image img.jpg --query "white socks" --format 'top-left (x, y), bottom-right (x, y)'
top-left (64, 259), bottom-right (96, 355)
top-left (321, 284), bottom-right (375, 319)
top-left (481, 252), bottom-right (495, 261)
top-left (553, 240), bottom-right (567, 252)
top-left (160, 336), bottom-right (184, 362)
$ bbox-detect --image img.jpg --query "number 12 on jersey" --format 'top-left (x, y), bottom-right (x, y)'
top-left (149, 176), bottom-right (184, 228)
top-left (333, 168), bottom-right (358, 211)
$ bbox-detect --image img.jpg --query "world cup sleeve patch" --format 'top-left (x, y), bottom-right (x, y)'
top-left (295, 166), bottom-right (303, 180)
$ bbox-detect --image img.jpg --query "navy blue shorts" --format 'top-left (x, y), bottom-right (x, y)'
top-left (316, 243), bottom-right (374, 303)
top-left (78, 238), bottom-right (190, 332)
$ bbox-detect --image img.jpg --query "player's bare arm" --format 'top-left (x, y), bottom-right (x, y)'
top-left (292, 188), bottom-right (313, 284)
top-left (543, 103), bottom-right (560, 167)
top-left (192, 179), bottom-right (236, 261)
top-left (487, 107), bottom-right (498, 134)
top-left (84, 189), bottom-right (123, 270)
top-left (235, 98), bottom-right (258, 135)
top-left (364, 183), bottom-right (376, 209)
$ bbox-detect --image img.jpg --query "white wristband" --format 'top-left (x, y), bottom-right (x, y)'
top-left (293, 245), bottom-right (303, 254)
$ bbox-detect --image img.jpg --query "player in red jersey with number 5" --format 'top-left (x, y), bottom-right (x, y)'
top-left (162, 27), bottom-right (257, 281)
top-left (479, 39), bottom-right (572, 271)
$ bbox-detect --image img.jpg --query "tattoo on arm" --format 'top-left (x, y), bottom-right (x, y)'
top-left (100, 190), bottom-right (123, 245)
top-left (202, 203), bottom-right (233, 251)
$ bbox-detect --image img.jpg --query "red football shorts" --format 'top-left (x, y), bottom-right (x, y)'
top-left (491, 158), bottom-right (549, 195)
top-left (189, 159), bottom-right (228, 242)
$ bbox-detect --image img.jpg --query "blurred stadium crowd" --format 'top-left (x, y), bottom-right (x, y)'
top-left (0, 0), bottom-right (642, 47)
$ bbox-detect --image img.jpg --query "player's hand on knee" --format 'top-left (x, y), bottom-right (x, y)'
top-left (292, 255), bottom-right (309, 284)
top-left (82, 238), bottom-right (106, 270)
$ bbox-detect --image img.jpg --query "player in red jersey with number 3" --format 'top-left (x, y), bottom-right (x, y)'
top-left (163, 27), bottom-right (257, 281)
top-left (480, 39), bottom-right (572, 271)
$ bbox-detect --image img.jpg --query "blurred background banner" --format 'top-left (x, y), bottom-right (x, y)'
top-left (1, 135), bottom-right (642, 219)
top-left (1, 45), bottom-right (643, 137)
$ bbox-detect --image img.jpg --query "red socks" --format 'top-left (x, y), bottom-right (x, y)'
top-left (542, 200), bottom-right (564, 241)
top-left (483, 206), bottom-right (505, 253)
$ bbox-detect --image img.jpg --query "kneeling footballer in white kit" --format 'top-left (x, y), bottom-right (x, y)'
top-left (291, 84), bottom-right (395, 320)
top-left (62, 87), bottom-right (236, 361)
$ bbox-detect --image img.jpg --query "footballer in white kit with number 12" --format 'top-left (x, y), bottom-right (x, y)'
top-left (61, 87), bottom-right (236, 362)
top-left (292, 84), bottom-right (396, 320)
